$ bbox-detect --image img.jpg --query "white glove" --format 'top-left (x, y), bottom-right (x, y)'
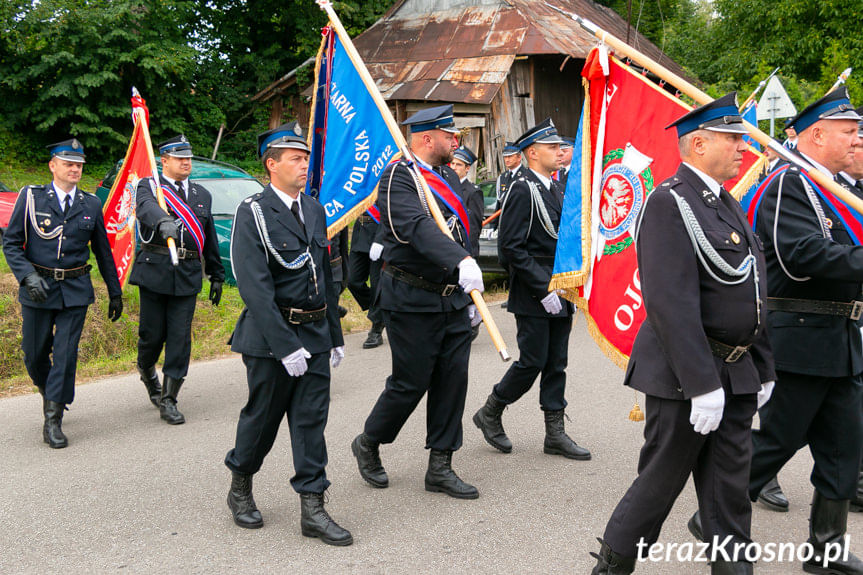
top-left (540, 292), bottom-right (563, 315)
top-left (757, 381), bottom-right (775, 410)
top-left (330, 346), bottom-right (345, 368)
top-left (281, 347), bottom-right (312, 377)
top-left (458, 257), bottom-right (484, 294)
top-left (468, 304), bottom-right (482, 327)
top-left (369, 242), bottom-right (384, 262)
top-left (689, 387), bottom-right (725, 435)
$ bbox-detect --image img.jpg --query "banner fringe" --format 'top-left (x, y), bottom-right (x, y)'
top-left (575, 298), bottom-right (630, 370)
top-left (730, 153), bottom-right (769, 200)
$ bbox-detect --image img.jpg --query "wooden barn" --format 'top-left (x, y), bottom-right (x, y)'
top-left (253, 0), bottom-right (688, 179)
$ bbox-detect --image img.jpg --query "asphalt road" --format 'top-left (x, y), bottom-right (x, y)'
top-left (0, 304), bottom-right (858, 574)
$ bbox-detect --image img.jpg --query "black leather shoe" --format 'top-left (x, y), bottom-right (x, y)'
top-left (43, 400), bottom-right (68, 449)
top-left (687, 510), bottom-right (704, 542)
top-left (137, 364), bottom-right (162, 408)
top-left (227, 472), bottom-right (263, 529)
top-left (757, 476), bottom-right (789, 512)
top-left (543, 410), bottom-right (591, 460)
top-left (160, 376), bottom-right (185, 425)
top-left (351, 433), bottom-right (388, 488)
top-left (425, 449), bottom-right (478, 499)
top-left (589, 538), bottom-right (636, 574)
top-left (300, 492), bottom-right (353, 546)
top-left (472, 394), bottom-right (512, 453)
top-left (362, 323), bottom-right (384, 349)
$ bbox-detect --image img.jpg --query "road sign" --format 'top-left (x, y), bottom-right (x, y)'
top-left (757, 76), bottom-right (797, 120)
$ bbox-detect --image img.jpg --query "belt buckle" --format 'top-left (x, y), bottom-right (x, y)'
top-left (725, 345), bottom-right (748, 363)
top-left (176, 247), bottom-right (187, 260)
top-left (441, 284), bottom-right (456, 297)
top-left (287, 309), bottom-right (301, 325)
top-left (53, 268), bottom-right (65, 281)
top-left (851, 301), bottom-right (863, 321)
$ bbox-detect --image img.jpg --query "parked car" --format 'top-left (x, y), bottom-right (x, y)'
top-left (0, 180), bottom-right (18, 239)
top-left (476, 178), bottom-right (505, 275)
top-left (96, 157), bottom-right (264, 284)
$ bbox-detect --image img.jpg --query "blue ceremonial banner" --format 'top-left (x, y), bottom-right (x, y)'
top-left (741, 101), bottom-right (761, 151)
top-left (305, 26), bottom-right (398, 237)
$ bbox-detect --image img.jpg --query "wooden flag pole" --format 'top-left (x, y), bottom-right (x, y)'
top-left (545, 2), bottom-right (863, 217)
top-left (133, 88), bottom-right (179, 266)
top-left (316, 0), bottom-right (510, 361)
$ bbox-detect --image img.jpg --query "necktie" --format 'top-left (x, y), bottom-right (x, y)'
top-left (290, 201), bottom-right (305, 234)
top-left (175, 180), bottom-right (185, 202)
top-left (63, 194), bottom-right (71, 215)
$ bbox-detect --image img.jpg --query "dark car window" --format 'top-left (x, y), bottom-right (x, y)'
top-left (0, 181), bottom-right (13, 194)
top-left (199, 179), bottom-right (264, 215)
top-left (479, 180), bottom-right (496, 214)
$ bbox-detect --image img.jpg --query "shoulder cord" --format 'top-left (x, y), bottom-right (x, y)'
top-left (495, 174), bottom-right (505, 201)
top-left (386, 163), bottom-right (413, 245)
top-left (25, 186), bottom-right (65, 258)
top-left (526, 180), bottom-right (558, 239)
top-left (772, 171), bottom-right (828, 282)
top-left (249, 200), bottom-right (318, 294)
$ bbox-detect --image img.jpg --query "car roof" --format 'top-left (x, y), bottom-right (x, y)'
top-left (187, 157), bottom-right (254, 180)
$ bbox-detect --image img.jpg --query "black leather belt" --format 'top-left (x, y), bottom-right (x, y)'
top-left (357, 215), bottom-right (375, 224)
top-left (708, 337), bottom-right (751, 363)
top-left (33, 263), bottom-right (91, 280)
top-left (330, 256), bottom-right (342, 267)
top-left (278, 306), bottom-right (327, 324)
top-left (766, 297), bottom-right (863, 321)
top-left (142, 243), bottom-right (199, 260)
top-left (383, 264), bottom-right (458, 296)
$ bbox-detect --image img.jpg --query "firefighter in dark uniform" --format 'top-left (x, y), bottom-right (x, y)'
top-left (590, 94), bottom-right (774, 575)
top-left (450, 145), bottom-right (485, 258)
top-left (555, 136), bottom-right (574, 189)
top-left (223, 122), bottom-right (350, 545)
top-left (350, 104), bottom-right (484, 499)
top-left (473, 118), bottom-right (590, 460)
top-left (347, 211), bottom-right (385, 348)
top-left (329, 227), bottom-right (349, 317)
top-left (3, 139), bottom-right (123, 448)
top-left (131, 135), bottom-right (225, 425)
top-left (742, 88), bottom-right (863, 574)
top-left (491, 142), bottom-right (522, 229)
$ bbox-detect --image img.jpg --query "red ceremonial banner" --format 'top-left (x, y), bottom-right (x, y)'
top-left (103, 92), bottom-right (153, 287)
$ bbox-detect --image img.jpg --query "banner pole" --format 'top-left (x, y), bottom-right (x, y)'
top-left (315, 0), bottom-right (510, 361)
top-left (544, 2), bottom-right (863, 217)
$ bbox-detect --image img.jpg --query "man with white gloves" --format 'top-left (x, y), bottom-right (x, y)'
top-left (351, 104), bottom-right (482, 500)
top-left (590, 93), bottom-right (775, 575)
top-left (473, 118), bottom-right (591, 461)
top-left (223, 122), bottom-right (351, 546)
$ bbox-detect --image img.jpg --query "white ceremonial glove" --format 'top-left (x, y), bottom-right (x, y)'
top-left (369, 242), bottom-right (384, 262)
top-left (540, 292), bottom-right (563, 315)
top-left (458, 257), bottom-right (484, 294)
top-left (281, 347), bottom-right (312, 377)
top-left (757, 381), bottom-right (775, 410)
top-left (689, 387), bottom-right (725, 435)
top-left (468, 304), bottom-right (482, 327)
top-left (330, 346), bottom-right (345, 368)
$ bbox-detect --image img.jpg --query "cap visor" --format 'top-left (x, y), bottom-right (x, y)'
top-left (440, 126), bottom-right (460, 134)
top-left (54, 154), bottom-right (86, 163)
top-left (824, 110), bottom-right (863, 121)
top-left (535, 135), bottom-right (566, 144)
top-left (705, 123), bottom-right (749, 135)
top-left (164, 150), bottom-right (194, 158)
top-left (270, 142), bottom-right (311, 153)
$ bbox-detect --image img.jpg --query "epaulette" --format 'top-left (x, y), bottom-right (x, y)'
top-left (25, 184), bottom-right (47, 193)
top-left (82, 190), bottom-right (97, 197)
top-left (244, 192), bottom-right (264, 204)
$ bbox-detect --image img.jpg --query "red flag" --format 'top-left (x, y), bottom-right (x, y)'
top-left (556, 48), bottom-right (763, 367)
top-left (102, 91), bottom-right (152, 287)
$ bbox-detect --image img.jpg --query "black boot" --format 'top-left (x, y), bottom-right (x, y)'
top-left (589, 538), bottom-right (636, 575)
top-left (424, 449), bottom-right (478, 499)
top-left (227, 472), bottom-right (263, 529)
top-left (472, 393), bottom-right (512, 453)
top-left (711, 561), bottom-right (753, 574)
top-left (543, 409), bottom-right (591, 460)
top-left (757, 476), bottom-right (789, 512)
top-left (160, 376), bottom-right (185, 425)
top-left (687, 510), bottom-right (704, 542)
top-left (36, 385), bottom-right (46, 412)
top-left (351, 433), bottom-right (388, 488)
top-left (43, 400), bottom-right (68, 449)
top-left (803, 491), bottom-right (863, 574)
top-left (851, 471), bottom-right (863, 513)
top-left (362, 323), bottom-right (384, 349)
top-left (300, 492), bottom-right (353, 546)
top-left (137, 364), bottom-right (162, 408)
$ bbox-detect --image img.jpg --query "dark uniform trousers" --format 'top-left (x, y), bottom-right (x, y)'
top-left (363, 159), bottom-right (474, 451)
top-left (225, 353), bottom-right (331, 494)
top-left (137, 289), bottom-right (197, 379)
top-left (495, 169), bottom-right (572, 411)
top-left (347, 217), bottom-right (383, 324)
top-left (364, 308), bottom-right (471, 450)
top-left (22, 305), bottom-right (88, 405)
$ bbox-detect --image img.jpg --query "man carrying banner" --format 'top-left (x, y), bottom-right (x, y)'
top-left (351, 104), bottom-right (483, 499)
top-left (474, 119), bottom-right (590, 461)
top-left (223, 122), bottom-right (349, 544)
top-left (590, 94), bottom-right (774, 575)
top-left (131, 135), bottom-right (224, 424)
top-left (3, 139), bottom-right (123, 448)
top-left (739, 88), bottom-right (863, 574)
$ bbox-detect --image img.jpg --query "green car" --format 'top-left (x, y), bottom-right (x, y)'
top-left (95, 157), bottom-right (264, 284)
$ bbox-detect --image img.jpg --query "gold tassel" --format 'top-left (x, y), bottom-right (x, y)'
top-left (629, 391), bottom-right (645, 422)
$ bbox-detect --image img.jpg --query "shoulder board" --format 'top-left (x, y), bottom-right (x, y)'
top-left (26, 184), bottom-right (48, 193)
top-left (788, 166), bottom-right (801, 174)
top-left (82, 190), bottom-right (97, 197)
